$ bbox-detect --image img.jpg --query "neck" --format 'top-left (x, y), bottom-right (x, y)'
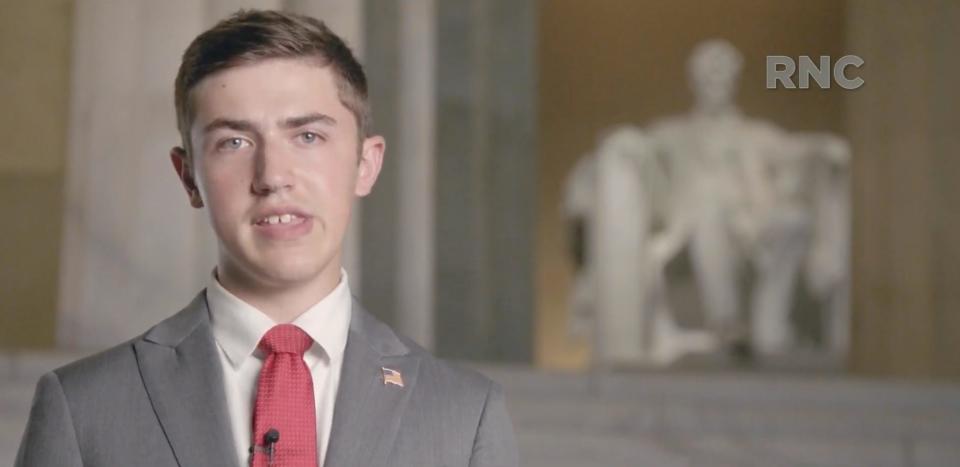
top-left (693, 102), bottom-right (738, 118)
top-left (215, 264), bottom-right (341, 323)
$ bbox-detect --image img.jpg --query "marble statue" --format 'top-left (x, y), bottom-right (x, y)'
top-left (564, 39), bottom-right (851, 366)
top-left (564, 127), bottom-right (719, 366)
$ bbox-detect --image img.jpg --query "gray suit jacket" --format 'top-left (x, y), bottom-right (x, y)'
top-left (16, 292), bottom-right (518, 467)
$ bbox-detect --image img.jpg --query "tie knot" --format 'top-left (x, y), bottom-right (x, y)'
top-left (258, 324), bottom-right (313, 356)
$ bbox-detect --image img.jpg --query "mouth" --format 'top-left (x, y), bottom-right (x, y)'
top-left (254, 213), bottom-right (308, 226)
top-left (251, 208), bottom-right (314, 240)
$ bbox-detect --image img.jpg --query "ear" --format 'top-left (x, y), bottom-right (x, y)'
top-left (354, 135), bottom-right (385, 197)
top-left (170, 147), bottom-right (204, 208)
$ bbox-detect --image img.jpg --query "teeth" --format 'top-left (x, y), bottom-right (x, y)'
top-left (259, 214), bottom-right (300, 225)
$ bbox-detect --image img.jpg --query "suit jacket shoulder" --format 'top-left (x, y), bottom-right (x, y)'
top-left (343, 306), bottom-right (518, 467)
top-left (17, 293), bottom-right (235, 467)
top-left (396, 347), bottom-right (518, 467)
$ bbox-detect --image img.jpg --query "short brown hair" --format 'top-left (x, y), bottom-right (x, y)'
top-left (174, 9), bottom-right (371, 154)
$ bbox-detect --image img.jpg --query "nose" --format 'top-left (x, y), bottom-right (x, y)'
top-left (251, 140), bottom-right (294, 196)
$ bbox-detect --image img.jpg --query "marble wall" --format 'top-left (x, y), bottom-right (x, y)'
top-left (0, 0), bottom-right (73, 349)
top-left (847, 0), bottom-right (960, 380)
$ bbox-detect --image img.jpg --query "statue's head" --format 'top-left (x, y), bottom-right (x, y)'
top-left (687, 39), bottom-right (743, 113)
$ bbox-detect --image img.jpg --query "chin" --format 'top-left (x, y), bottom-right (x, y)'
top-left (253, 261), bottom-right (322, 284)
top-left (222, 240), bottom-right (334, 285)
top-left (262, 250), bottom-right (338, 281)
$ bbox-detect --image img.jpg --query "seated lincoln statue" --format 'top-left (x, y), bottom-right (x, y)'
top-left (564, 39), bottom-right (850, 366)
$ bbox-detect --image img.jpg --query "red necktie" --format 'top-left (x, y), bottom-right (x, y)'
top-left (252, 324), bottom-right (317, 467)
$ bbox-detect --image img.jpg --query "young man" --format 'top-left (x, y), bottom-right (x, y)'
top-left (16, 10), bottom-right (517, 467)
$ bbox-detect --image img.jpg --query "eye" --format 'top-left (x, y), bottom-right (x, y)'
top-left (216, 137), bottom-right (251, 151)
top-left (299, 131), bottom-right (324, 144)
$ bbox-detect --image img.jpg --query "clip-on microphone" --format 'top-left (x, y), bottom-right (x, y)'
top-left (249, 428), bottom-right (280, 465)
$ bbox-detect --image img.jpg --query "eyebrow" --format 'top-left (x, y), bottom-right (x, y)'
top-left (202, 118), bottom-right (256, 134)
top-left (281, 112), bottom-right (338, 129)
top-left (201, 113), bottom-right (338, 134)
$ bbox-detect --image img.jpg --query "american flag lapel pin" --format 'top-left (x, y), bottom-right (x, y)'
top-left (382, 367), bottom-right (404, 388)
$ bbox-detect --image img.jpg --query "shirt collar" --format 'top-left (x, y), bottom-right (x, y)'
top-left (206, 269), bottom-right (352, 369)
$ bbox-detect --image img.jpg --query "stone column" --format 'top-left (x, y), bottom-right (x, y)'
top-left (392, 0), bottom-right (437, 349)
top-left (351, 1), bottom-right (438, 349)
top-left (56, 0), bottom-right (280, 349)
top-left (847, 0), bottom-right (960, 379)
top-left (434, 0), bottom-right (536, 362)
top-left (359, 1), bottom-right (401, 326)
top-left (208, 0), bottom-right (283, 25)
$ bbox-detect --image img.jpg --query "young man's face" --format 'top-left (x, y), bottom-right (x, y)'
top-left (171, 58), bottom-right (383, 293)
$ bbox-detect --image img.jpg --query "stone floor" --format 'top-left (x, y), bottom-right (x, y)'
top-left (3, 352), bottom-right (960, 466)
top-left (480, 365), bottom-right (960, 467)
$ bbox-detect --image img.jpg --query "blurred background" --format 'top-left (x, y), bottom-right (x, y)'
top-left (1, 0), bottom-right (958, 466)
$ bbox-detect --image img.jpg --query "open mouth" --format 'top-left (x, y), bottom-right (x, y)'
top-left (254, 213), bottom-right (307, 226)
top-left (251, 211), bottom-right (313, 240)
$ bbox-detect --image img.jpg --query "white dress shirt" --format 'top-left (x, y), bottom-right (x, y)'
top-left (206, 270), bottom-right (352, 467)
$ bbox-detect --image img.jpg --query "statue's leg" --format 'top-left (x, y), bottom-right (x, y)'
top-left (751, 208), bottom-right (811, 355)
top-left (688, 206), bottom-right (743, 344)
top-left (751, 249), bottom-right (800, 355)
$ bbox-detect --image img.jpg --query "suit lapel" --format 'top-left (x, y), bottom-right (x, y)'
top-left (135, 292), bottom-right (239, 467)
top-left (323, 301), bottom-right (420, 467)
